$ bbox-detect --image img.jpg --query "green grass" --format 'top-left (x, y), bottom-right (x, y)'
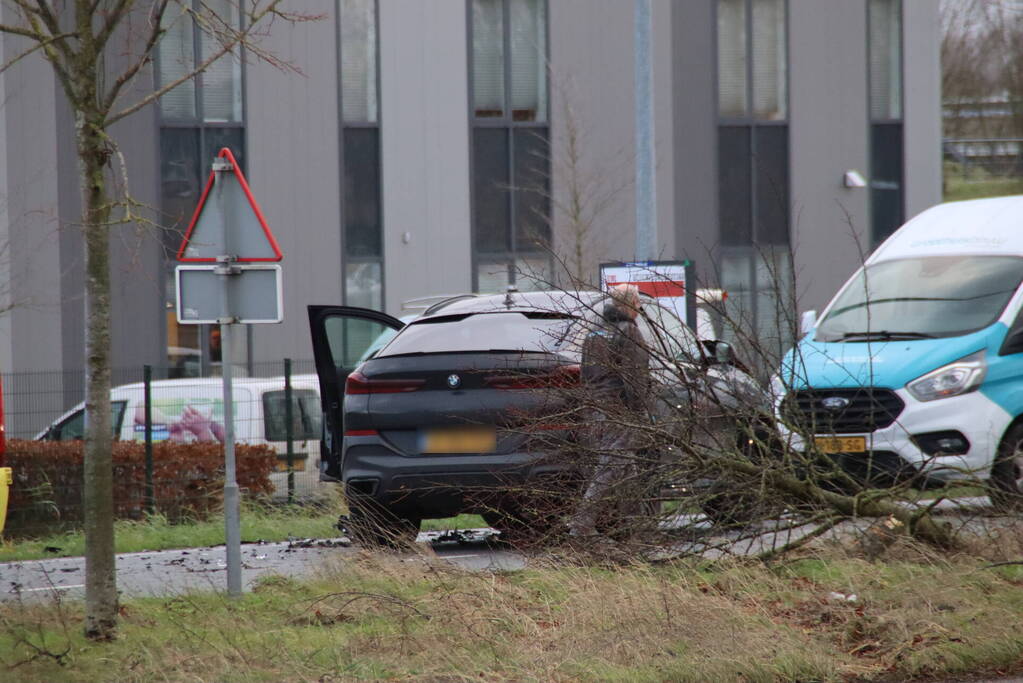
top-left (1, 504), bottom-right (491, 563)
top-left (943, 165), bottom-right (1023, 202)
top-left (0, 504), bottom-right (342, 563)
top-left (420, 514), bottom-right (487, 531)
top-left (3, 553), bottom-right (1023, 682)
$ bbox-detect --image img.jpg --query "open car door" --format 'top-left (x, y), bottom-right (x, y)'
top-left (308, 305), bottom-right (405, 481)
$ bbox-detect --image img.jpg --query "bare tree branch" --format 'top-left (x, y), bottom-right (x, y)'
top-left (5, 2), bottom-right (77, 104)
top-left (0, 29), bottom-right (75, 77)
top-left (93, 0), bottom-right (134, 49)
top-left (100, 0), bottom-right (171, 113)
top-left (104, 0), bottom-right (318, 126)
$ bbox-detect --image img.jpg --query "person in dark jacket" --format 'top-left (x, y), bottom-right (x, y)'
top-left (568, 284), bottom-right (651, 540)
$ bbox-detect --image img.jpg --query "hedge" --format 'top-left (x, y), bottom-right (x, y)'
top-left (4, 439), bottom-right (276, 534)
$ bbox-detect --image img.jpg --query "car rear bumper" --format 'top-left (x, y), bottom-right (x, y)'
top-left (341, 441), bottom-right (571, 518)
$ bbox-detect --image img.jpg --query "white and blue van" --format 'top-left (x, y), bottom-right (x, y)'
top-left (777, 195), bottom-right (1023, 510)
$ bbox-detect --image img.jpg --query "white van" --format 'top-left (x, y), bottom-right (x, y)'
top-left (36, 375), bottom-right (323, 499)
top-left (779, 195), bottom-right (1023, 510)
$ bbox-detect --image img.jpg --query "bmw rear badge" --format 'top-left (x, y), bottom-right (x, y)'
top-left (447, 374), bottom-right (461, 389)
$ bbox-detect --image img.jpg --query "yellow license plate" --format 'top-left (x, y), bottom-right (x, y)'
top-left (815, 436), bottom-right (867, 454)
top-left (421, 427), bottom-right (497, 454)
top-left (274, 457), bottom-right (307, 472)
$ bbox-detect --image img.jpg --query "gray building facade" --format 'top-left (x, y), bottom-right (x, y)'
top-left (0, 0), bottom-right (940, 436)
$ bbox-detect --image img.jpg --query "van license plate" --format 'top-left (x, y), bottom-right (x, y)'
top-left (421, 427), bottom-right (497, 454)
top-left (814, 436), bottom-right (866, 454)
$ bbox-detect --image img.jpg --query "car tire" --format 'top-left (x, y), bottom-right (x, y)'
top-left (342, 500), bottom-right (421, 547)
top-left (990, 422), bottom-right (1023, 513)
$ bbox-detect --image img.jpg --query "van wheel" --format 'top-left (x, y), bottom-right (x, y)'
top-left (990, 423), bottom-right (1023, 513)
top-left (342, 501), bottom-right (421, 547)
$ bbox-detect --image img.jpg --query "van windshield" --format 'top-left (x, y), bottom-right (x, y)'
top-left (816, 255), bottom-right (1023, 342)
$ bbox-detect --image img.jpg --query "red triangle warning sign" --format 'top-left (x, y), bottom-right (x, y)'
top-left (176, 148), bottom-right (283, 263)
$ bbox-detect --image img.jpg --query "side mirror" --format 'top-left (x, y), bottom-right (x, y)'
top-left (714, 341), bottom-right (733, 365)
top-left (800, 310), bottom-right (818, 336)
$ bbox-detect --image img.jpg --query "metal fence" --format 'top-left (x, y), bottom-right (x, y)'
top-left (3, 358), bottom-right (328, 517)
top-left (943, 138), bottom-right (1023, 178)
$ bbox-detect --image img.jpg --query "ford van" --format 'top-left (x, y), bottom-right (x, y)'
top-left (36, 376), bottom-right (323, 499)
top-left (777, 195), bottom-right (1023, 510)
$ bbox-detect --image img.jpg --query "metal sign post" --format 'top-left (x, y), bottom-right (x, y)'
top-left (175, 148), bottom-right (283, 598)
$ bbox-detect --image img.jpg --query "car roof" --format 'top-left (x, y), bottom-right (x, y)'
top-left (870, 195), bottom-right (1023, 264)
top-left (417, 290), bottom-right (609, 320)
top-left (111, 374), bottom-right (320, 393)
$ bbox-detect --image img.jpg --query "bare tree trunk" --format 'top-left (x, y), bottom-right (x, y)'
top-left (77, 110), bottom-right (117, 640)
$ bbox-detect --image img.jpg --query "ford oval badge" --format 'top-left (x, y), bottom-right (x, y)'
top-left (821, 396), bottom-right (850, 412)
top-left (447, 374), bottom-right (461, 389)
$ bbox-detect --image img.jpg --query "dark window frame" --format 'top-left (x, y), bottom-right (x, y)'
top-left (867, 0), bottom-right (905, 245)
top-left (715, 0), bottom-right (791, 248)
top-left (156, 3), bottom-right (249, 375)
top-left (715, 0), bottom-right (793, 361)
top-left (467, 0), bottom-right (552, 293)
top-left (337, 0), bottom-right (385, 309)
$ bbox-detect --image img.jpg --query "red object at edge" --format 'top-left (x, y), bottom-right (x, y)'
top-left (622, 280), bottom-right (685, 298)
top-left (175, 147), bottom-right (283, 263)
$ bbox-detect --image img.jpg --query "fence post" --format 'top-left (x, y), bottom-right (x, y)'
top-left (285, 358), bottom-right (294, 504)
top-left (144, 364), bottom-right (154, 516)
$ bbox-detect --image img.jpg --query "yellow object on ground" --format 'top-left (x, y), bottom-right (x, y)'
top-left (0, 467), bottom-right (11, 535)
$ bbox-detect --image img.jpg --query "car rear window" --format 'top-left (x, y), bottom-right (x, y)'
top-left (377, 312), bottom-right (576, 357)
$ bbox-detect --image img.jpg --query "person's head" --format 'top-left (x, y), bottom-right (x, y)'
top-left (609, 283), bottom-right (641, 320)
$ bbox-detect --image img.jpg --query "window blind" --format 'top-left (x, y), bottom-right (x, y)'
top-left (752, 0), bottom-right (785, 120)
top-left (717, 0), bottom-right (748, 118)
top-left (869, 0), bottom-right (902, 120)
top-left (340, 0), bottom-right (378, 123)
top-left (200, 0), bottom-right (242, 123)
top-left (473, 0), bottom-right (505, 118)
top-left (509, 0), bottom-right (546, 122)
top-left (158, 12), bottom-right (196, 120)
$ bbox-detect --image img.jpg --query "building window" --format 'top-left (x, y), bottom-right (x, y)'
top-left (339, 0), bottom-right (383, 310)
top-left (469, 0), bottom-right (550, 293)
top-left (157, 0), bottom-right (246, 374)
top-left (869, 0), bottom-right (903, 244)
top-left (717, 0), bottom-right (791, 359)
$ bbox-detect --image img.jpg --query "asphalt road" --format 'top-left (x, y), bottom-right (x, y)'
top-left (0, 529), bottom-right (523, 603)
top-left (0, 496), bottom-right (996, 603)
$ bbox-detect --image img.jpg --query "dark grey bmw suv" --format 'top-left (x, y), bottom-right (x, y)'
top-left (309, 290), bottom-right (761, 542)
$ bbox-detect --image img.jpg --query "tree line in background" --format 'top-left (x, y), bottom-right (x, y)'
top-left (942, 0), bottom-right (1023, 141)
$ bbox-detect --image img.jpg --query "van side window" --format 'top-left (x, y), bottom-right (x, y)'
top-left (262, 390), bottom-right (322, 442)
top-left (1001, 306), bottom-right (1023, 355)
top-left (49, 401), bottom-right (127, 441)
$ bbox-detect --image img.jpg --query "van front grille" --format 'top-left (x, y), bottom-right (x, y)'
top-left (782, 388), bottom-right (904, 434)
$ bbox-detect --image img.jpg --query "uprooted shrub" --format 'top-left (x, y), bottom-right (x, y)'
top-left (449, 280), bottom-right (966, 558)
top-left (4, 439), bottom-right (275, 533)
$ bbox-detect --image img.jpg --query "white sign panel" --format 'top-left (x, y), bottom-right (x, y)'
top-left (600, 260), bottom-right (692, 327)
top-left (176, 264), bottom-right (283, 324)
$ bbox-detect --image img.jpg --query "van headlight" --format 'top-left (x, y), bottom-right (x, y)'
top-left (906, 351), bottom-right (987, 402)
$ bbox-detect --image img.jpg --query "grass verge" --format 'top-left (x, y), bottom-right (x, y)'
top-left (0, 503), bottom-right (342, 563)
top-left (3, 550), bottom-right (1023, 682)
top-left (943, 166), bottom-right (1023, 202)
top-left (1, 506), bottom-right (490, 563)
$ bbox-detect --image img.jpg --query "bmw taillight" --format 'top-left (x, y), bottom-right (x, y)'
top-left (345, 370), bottom-right (425, 395)
top-left (485, 364), bottom-right (581, 390)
